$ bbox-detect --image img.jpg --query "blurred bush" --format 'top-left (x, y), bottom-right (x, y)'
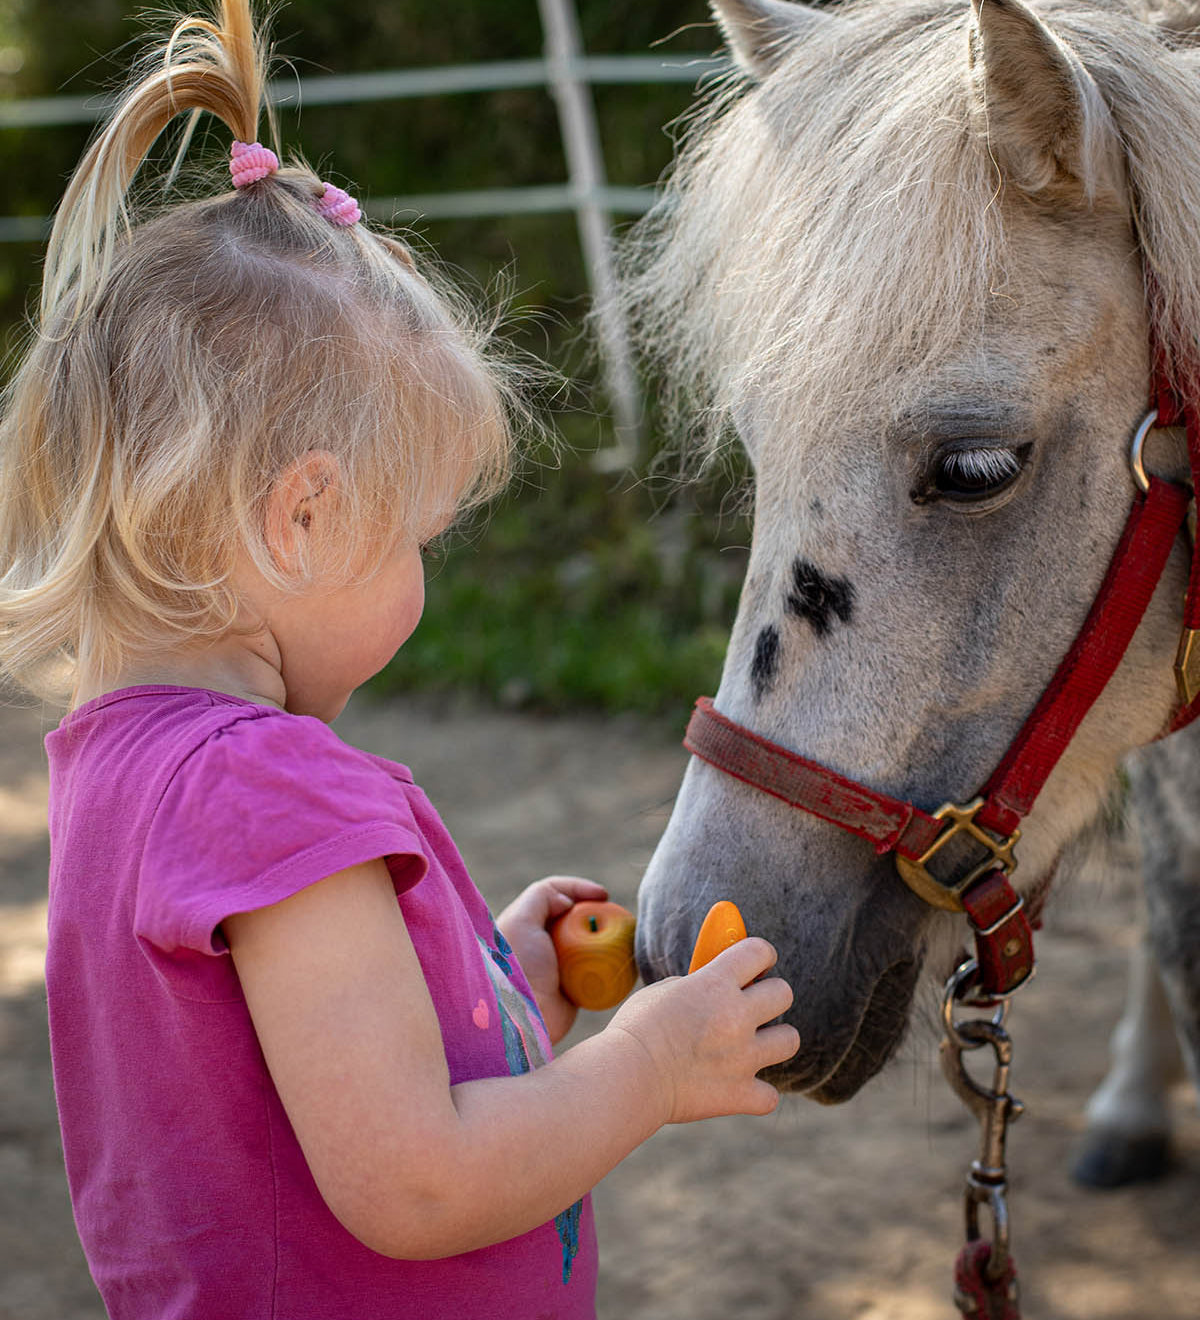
top-left (0, 0), bottom-right (749, 715)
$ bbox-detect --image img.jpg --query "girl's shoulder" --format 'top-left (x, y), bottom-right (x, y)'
top-left (48, 684), bottom-right (415, 788)
top-left (46, 686), bottom-right (431, 963)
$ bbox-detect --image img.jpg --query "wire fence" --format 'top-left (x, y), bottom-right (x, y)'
top-left (0, 54), bottom-right (723, 228)
top-left (0, 54), bottom-right (722, 128)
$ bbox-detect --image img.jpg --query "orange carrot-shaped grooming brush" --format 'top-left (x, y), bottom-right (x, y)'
top-left (688, 900), bottom-right (748, 973)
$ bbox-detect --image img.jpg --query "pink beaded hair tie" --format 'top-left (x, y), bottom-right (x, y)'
top-left (316, 182), bottom-right (362, 228)
top-left (229, 140), bottom-right (279, 188)
top-left (229, 140), bottom-right (361, 228)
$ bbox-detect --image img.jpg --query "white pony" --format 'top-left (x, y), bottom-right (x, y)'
top-left (624, 0), bottom-right (1200, 1183)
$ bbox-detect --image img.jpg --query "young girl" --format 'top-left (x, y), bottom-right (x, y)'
top-left (0, 3), bottom-right (800, 1316)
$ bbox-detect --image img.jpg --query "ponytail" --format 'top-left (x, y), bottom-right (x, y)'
top-left (42, 0), bottom-right (274, 325)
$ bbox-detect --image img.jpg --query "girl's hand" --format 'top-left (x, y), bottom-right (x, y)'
top-left (496, 875), bottom-right (610, 1043)
top-left (607, 937), bottom-right (800, 1125)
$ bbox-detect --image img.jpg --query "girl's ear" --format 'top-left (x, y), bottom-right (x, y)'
top-left (264, 450), bottom-right (342, 573)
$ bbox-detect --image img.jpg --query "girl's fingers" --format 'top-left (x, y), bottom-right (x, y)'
top-left (700, 936), bottom-right (779, 986)
top-left (746, 1078), bottom-right (783, 1116)
top-left (504, 877), bottom-right (608, 928)
top-left (542, 875), bottom-right (609, 904)
top-left (756, 1022), bottom-right (802, 1068)
top-left (743, 973), bottom-right (795, 1023)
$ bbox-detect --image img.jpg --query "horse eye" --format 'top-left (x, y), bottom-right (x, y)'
top-left (921, 443), bottom-right (1032, 504)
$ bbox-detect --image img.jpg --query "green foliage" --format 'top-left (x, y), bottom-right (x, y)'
top-left (0, 1), bottom-right (746, 713)
top-left (380, 435), bottom-right (751, 714)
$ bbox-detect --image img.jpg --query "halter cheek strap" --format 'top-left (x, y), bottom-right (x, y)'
top-left (974, 471), bottom-right (1193, 838)
top-left (1151, 365), bottom-right (1200, 727)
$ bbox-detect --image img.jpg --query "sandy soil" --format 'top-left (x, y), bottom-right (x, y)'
top-left (1, 692), bottom-right (1197, 1320)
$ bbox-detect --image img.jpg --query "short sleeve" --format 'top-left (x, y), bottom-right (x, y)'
top-left (136, 709), bottom-right (428, 957)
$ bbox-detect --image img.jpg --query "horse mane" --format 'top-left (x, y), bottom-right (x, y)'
top-left (620, 0), bottom-right (1200, 463)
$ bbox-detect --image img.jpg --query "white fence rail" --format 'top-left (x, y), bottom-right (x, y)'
top-left (0, 13), bottom-right (728, 461)
top-left (0, 55), bottom-right (723, 128)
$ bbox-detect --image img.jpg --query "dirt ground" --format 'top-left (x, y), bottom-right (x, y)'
top-left (1, 692), bottom-right (1197, 1320)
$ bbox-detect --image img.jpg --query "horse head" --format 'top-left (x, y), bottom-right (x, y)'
top-left (629, 0), bottom-right (1198, 1101)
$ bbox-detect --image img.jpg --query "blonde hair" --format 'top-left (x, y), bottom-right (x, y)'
top-left (0, 0), bottom-right (520, 702)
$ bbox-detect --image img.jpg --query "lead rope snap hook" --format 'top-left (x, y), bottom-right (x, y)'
top-left (942, 960), bottom-right (1024, 1319)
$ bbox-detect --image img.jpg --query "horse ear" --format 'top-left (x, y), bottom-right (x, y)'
top-left (709, 0), bottom-right (834, 79)
top-left (968, 0), bottom-right (1124, 210)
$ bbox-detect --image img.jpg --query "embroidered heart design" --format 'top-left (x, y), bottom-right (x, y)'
top-left (472, 998), bottom-right (490, 1030)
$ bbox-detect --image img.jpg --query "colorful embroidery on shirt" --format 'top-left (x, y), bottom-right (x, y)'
top-left (476, 928), bottom-right (583, 1284)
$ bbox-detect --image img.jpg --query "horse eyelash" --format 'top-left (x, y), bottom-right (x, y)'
top-left (940, 447), bottom-right (1022, 482)
top-left (911, 442), bottom-right (1030, 505)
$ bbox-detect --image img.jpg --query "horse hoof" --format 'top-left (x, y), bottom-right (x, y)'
top-left (1071, 1129), bottom-right (1172, 1188)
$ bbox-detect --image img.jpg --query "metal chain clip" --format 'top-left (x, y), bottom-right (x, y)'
top-left (941, 959), bottom-right (1025, 1318)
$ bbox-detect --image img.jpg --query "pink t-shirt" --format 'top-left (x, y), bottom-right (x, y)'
top-left (44, 686), bottom-right (598, 1320)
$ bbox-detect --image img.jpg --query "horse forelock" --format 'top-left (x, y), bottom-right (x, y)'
top-left (620, 0), bottom-right (1200, 465)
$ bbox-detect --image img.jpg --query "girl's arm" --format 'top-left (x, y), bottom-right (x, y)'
top-left (225, 859), bottom-right (797, 1261)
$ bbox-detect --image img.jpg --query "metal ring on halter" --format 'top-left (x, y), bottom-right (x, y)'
top-left (942, 959), bottom-right (1009, 1049)
top-left (1130, 408), bottom-right (1159, 494)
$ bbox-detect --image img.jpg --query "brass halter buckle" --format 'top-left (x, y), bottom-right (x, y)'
top-left (895, 797), bottom-right (1021, 912)
top-left (1179, 627), bottom-right (1200, 706)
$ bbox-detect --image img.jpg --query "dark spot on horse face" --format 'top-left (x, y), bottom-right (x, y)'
top-left (751, 624), bottom-right (781, 700)
top-left (786, 558), bottom-right (855, 637)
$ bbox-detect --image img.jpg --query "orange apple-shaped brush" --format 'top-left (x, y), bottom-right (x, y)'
top-left (550, 900), bottom-right (638, 1011)
top-left (688, 900), bottom-right (748, 973)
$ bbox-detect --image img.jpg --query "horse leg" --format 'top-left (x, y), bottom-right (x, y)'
top-left (1073, 730), bottom-right (1200, 1187)
top-left (1073, 931), bottom-right (1183, 1186)
top-left (1146, 866), bottom-right (1200, 1081)
top-left (1140, 746), bottom-right (1200, 1091)
top-left (1138, 726), bottom-right (1200, 1096)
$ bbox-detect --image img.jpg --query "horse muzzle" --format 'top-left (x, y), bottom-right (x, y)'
top-left (635, 815), bottom-right (930, 1102)
top-left (770, 953), bottom-right (923, 1102)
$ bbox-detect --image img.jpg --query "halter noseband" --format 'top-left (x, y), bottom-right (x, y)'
top-left (684, 344), bottom-right (1200, 1002)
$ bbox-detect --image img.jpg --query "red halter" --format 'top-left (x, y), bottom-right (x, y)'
top-left (685, 359), bottom-right (1200, 1001)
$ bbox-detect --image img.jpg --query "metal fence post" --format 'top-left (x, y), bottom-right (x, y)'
top-left (1, 50), bottom-right (732, 467)
top-left (536, 0), bottom-right (643, 469)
